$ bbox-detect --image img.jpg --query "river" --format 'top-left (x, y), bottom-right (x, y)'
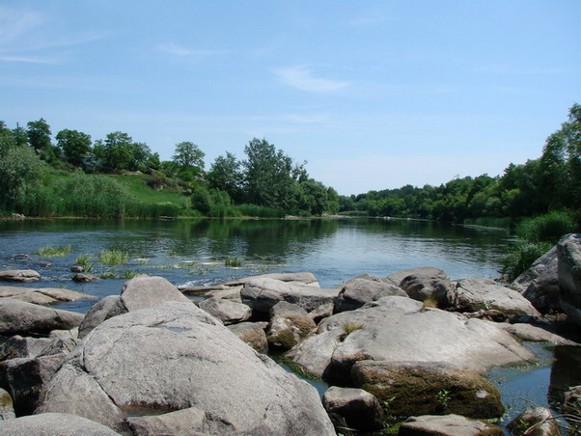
top-left (0, 217), bottom-right (577, 431)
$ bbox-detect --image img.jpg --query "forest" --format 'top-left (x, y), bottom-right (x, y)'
top-left (0, 104), bottom-right (579, 229)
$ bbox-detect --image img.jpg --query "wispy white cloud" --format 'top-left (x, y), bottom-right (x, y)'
top-left (155, 42), bottom-right (226, 57)
top-left (274, 65), bottom-right (349, 93)
top-left (0, 6), bottom-right (45, 45)
top-left (0, 55), bottom-right (58, 64)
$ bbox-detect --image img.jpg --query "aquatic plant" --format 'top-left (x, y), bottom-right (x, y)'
top-left (38, 245), bottom-right (73, 258)
top-left (75, 253), bottom-right (93, 272)
top-left (100, 249), bottom-right (129, 266)
top-left (225, 257), bottom-right (242, 267)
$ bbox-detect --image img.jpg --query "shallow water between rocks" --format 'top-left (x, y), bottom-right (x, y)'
top-left (0, 217), bottom-right (578, 430)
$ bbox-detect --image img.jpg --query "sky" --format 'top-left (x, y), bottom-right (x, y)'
top-left (1, 1), bottom-right (579, 196)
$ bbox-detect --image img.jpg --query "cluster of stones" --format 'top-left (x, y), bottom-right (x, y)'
top-left (0, 234), bottom-right (579, 435)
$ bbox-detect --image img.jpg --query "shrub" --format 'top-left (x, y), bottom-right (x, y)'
top-left (500, 242), bottom-right (552, 281)
top-left (517, 211), bottom-right (575, 244)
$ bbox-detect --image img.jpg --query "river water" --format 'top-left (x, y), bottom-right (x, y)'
top-left (0, 218), bottom-right (577, 431)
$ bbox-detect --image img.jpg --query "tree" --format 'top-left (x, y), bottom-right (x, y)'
top-left (27, 118), bottom-right (55, 162)
top-left (242, 138), bottom-right (295, 210)
top-left (172, 142), bottom-right (205, 181)
top-left (55, 129), bottom-right (92, 167)
top-left (207, 152), bottom-right (243, 203)
top-left (93, 131), bottom-right (134, 172)
top-left (0, 144), bottom-right (45, 211)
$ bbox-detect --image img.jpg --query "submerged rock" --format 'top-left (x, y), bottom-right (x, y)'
top-left (37, 301), bottom-right (335, 435)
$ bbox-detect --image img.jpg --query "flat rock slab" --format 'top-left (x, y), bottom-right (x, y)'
top-left (241, 277), bottom-right (339, 316)
top-left (0, 299), bottom-right (84, 336)
top-left (0, 286), bottom-right (96, 305)
top-left (38, 301), bottom-right (335, 435)
top-left (198, 297), bottom-right (251, 325)
top-left (226, 272), bottom-right (320, 287)
top-left (286, 296), bottom-right (535, 381)
top-left (120, 275), bottom-right (191, 311)
top-left (0, 412), bottom-right (121, 435)
top-left (398, 414), bottom-right (503, 436)
top-left (0, 270), bottom-right (41, 283)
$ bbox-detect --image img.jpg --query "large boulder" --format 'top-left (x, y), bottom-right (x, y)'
top-left (226, 272), bottom-right (320, 287)
top-left (120, 275), bottom-right (191, 311)
top-left (511, 246), bottom-right (561, 313)
top-left (241, 277), bottom-right (339, 317)
top-left (37, 301), bottom-right (335, 435)
top-left (0, 299), bottom-right (84, 336)
top-left (0, 336), bottom-right (54, 361)
top-left (78, 296), bottom-right (127, 339)
top-left (0, 412), bottom-right (121, 435)
top-left (351, 361), bottom-right (503, 419)
top-left (227, 322), bottom-right (269, 353)
top-left (322, 386), bottom-right (384, 432)
top-left (198, 297), bottom-right (252, 325)
top-left (334, 275), bottom-right (407, 313)
top-left (286, 296), bottom-right (534, 382)
top-left (267, 301), bottom-right (316, 351)
top-left (558, 234), bottom-right (581, 327)
top-left (439, 279), bottom-right (541, 321)
top-left (398, 414), bottom-right (503, 436)
top-left (0, 286), bottom-right (96, 306)
top-left (385, 267), bottom-right (447, 288)
top-left (0, 270), bottom-right (41, 283)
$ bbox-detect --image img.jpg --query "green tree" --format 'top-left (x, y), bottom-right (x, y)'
top-left (93, 131), bottom-right (134, 172)
top-left (242, 138), bottom-right (295, 210)
top-left (172, 141), bottom-right (205, 182)
top-left (55, 129), bottom-right (92, 166)
top-left (207, 152), bottom-right (243, 203)
top-left (27, 118), bottom-right (56, 162)
top-left (0, 144), bottom-right (46, 211)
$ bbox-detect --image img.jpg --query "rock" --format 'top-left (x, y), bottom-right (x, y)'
top-left (0, 412), bottom-right (121, 435)
top-left (334, 275), bottom-right (407, 312)
top-left (0, 338), bottom-right (77, 416)
top-left (0, 336), bottom-right (54, 361)
top-left (70, 265), bottom-right (84, 273)
top-left (351, 361), bottom-right (504, 419)
top-left (0, 299), bottom-right (84, 336)
top-left (322, 386), bottom-right (384, 432)
top-left (227, 322), bottom-right (269, 353)
top-left (0, 270), bottom-right (41, 283)
top-left (72, 273), bottom-right (97, 282)
top-left (0, 286), bottom-right (96, 305)
top-left (400, 275), bottom-right (456, 304)
top-left (226, 272), bottom-right (320, 287)
top-left (385, 267), bottom-right (448, 287)
top-left (398, 414), bottom-right (503, 436)
top-left (549, 345), bottom-right (581, 408)
top-left (120, 275), bottom-right (191, 311)
top-left (507, 407), bottom-right (562, 436)
top-left (205, 286), bottom-right (243, 302)
top-left (37, 301), bottom-right (335, 435)
top-left (0, 387), bottom-right (15, 420)
top-left (309, 302), bottom-right (334, 323)
top-left (198, 297), bottom-right (251, 325)
top-left (497, 323), bottom-right (575, 345)
top-left (286, 296), bottom-right (534, 382)
top-left (78, 296), bottom-right (127, 339)
top-left (563, 385), bottom-right (581, 426)
top-left (241, 277), bottom-right (338, 317)
top-left (441, 279), bottom-right (541, 321)
top-left (267, 302), bottom-right (316, 351)
top-left (558, 234), bottom-right (581, 327)
top-left (511, 246), bottom-right (561, 314)
top-left (126, 406), bottom-right (231, 435)
top-left (49, 327), bottom-right (79, 340)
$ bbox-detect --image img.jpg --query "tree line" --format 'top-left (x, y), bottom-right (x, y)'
top-left (0, 120), bottom-right (339, 218)
top-left (340, 103), bottom-right (580, 226)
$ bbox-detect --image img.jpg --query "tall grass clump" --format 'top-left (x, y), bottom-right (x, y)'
top-left (75, 254), bottom-right (93, 272)
top-left (100, 249), bottom-right (129, 266)
top-left (500, 242), bottom-right (553, 281)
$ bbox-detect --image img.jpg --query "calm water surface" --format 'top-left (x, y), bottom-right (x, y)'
top-left (2, 218), bottom-right (575, 431)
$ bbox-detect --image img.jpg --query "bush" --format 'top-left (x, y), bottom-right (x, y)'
top-left (237, 204), bottom-right (285, 218)
top-left (517, 211), bottom-right (575, 244)
top-left (500, 242), bottom-right (552, 281)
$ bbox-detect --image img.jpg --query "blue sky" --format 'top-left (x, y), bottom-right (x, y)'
top-left (1, 1), bottom-right (579, 195)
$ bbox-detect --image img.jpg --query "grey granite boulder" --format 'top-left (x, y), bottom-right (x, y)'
top-left (507, 407), bottom-right (562, 436)
top-left (0, 286), bottom-right (96, 305)
top-left (0, 270), bottom-right (41, 283)
top-left (334, 275), bottom-right (407, 313)
top-left (440, 279), bottom-right (541, 321)
top-left (0, 299), bottom-right (84, 336)
top-left (385, 267), bottom-right (447, 287)
top-left (241, 277), bottom-right (339, 316)
top-left (1, 413), bottom-right (121, 435)
top-left (322, 386), bottom-right (384, 432)
top-left (78, 296), bottom-right (127, 339)
top-left (511, 246), bottom-right (561, 313)
top-left (352, 361), bottom-right (503, 419)
top-left (0, 336), bottom-right (54, 361)
top-left (0, 387), bottom-right (15, 420)
top-left (37, 301), bottom-right (335, 435)
top-left (198, 297), bottom-right (252, 325)
top-left (227, 321), bottom-right (269, 353)
top-left (226, 272), bottom-right (320, 287)
top-left (286, 296), bottom-right (534, 382)
top-left (267, 301), bottom-right (316, 350)
top-left (558, 234), bottom-right (581, 327)
top-left (398, 414), bottom-right (503, 436)
top-left (120, 275), bottom-right (191, 311)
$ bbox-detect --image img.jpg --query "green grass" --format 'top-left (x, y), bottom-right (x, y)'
top-left (38, 245), bottom-right (73, 257)
top-left (100, 249), bottom-right (129, 266)
top-left (75, 253), bottom-right (94, 272)
top-left (225, 257), bottom-right (242, 267)
top-left (517, 211), bottom-right (576, 244)
top-left (500, 242), bottom-right (552, 281)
